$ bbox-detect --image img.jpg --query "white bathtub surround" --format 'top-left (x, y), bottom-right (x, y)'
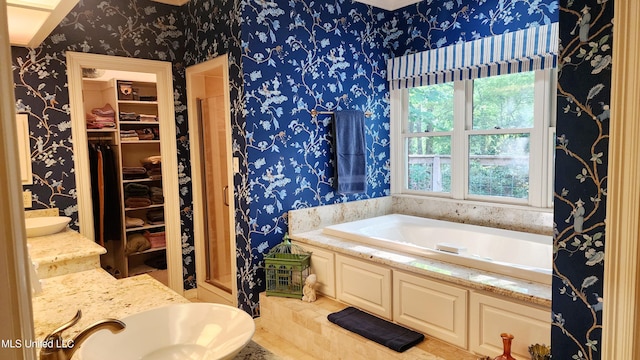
top-left (290, 230), bottom-right (551, 358)
top-left (286, 198), bottom-right (552, 358)
top-left (324, 214), bottom-right (552, 285)
top-left (288, 196), bottom-right (392, 234)
top-left (392, 195), bottom-right (553, 236)
top-left (287, 195), bottom-right (553, 236)
top-left (291, 229), bottom-right (551, 307)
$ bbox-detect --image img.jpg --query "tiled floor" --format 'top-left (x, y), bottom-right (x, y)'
top-left (254, 293), bottom-right (480, 360)
top-left (191, 293), bottom-right (481, 360)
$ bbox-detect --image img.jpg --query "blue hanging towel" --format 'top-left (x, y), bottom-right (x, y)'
top-left (332, 110), bottom-right (367, 194)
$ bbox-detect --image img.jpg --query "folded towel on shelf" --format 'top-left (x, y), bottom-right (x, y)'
top-left (119, 112), bottom-right (138, 121)
top-left (135, 128), bottom-right (155, 140)
top-left (124, 183), bottom-right (150, 197)
top-left (125, 233), bottom-right (151, 255)
top-left (120, 129), bottom-right (139, 141)
top-left (138, 114), bottom-right (158, 122)
top-left (146, 208), bottom-right (164, 224)
top-left (91, 103), bottom-right (115, 116)
top-left (86, 113), bottom-right (116, 129)
top-left (332, 110), bottom-right (367, 194)
top-left (149, 186), bottom-right (164, 204)
top-left (327, 307), bottom-right (424, 352)
top-left (143, 230), bottom-right (166, 248)
top-left (125, 197), bottom-right (152, 208)
top-left (141, 155), bottom-right (162, 166)
top-left (122, 166), bottom-right (148, 180)
top-left (125, 216), bottom-right (145, 228)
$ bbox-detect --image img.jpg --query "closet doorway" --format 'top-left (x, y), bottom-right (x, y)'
top-left (186, 54), bottom-right (237, 306)
top-left (66, 52), bottom-right (183, 294)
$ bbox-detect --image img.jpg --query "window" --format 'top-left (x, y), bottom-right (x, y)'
top-left (394, 69), bottom-right (556, 208)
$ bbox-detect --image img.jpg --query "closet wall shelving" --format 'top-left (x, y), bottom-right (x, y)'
top-left (83, 77), bottom-right (167, 280)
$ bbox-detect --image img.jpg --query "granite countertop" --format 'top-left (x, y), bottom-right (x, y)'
top-left (26, 224), bottom-right (273, 360)
top-left (26, 225), bottom-right (190, 358)
top-left (27, 229), bottom-right (106, 266)
top-left (291, 230), bottom-right (552, 308)
top-left (32, 268), bottom-right (190, 359)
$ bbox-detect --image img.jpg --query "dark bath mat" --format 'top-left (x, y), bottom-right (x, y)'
top-left (327, 306), bottom-right (425, 352)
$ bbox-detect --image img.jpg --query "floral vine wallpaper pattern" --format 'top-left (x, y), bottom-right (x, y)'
top-left (9, 0), bottom-right (613, 356)
top-left (552, 1), bottom-right (612, 359)
top-left (239, 0), bottom-right (392, 316)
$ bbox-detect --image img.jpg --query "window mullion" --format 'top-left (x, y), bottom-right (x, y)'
top-left (390, 88), bottom-right (405, 194)
top-left (451, 80), bottom-right (467, 199)
top-left (529, 70), bottom-right (548, 207)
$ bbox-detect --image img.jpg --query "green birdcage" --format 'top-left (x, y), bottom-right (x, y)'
top-left (264, 233), bottom-right (311, 298)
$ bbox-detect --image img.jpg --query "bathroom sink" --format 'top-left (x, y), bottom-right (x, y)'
top-left (24, 216), bottom-right (71, 237)
top-left (75, 303), bottom-right (255, 360)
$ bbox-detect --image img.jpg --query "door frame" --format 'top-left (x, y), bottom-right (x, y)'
top-left (185, 54), bottom-right (237, 305)
top-left (66, 52), bottom-right (183, 294)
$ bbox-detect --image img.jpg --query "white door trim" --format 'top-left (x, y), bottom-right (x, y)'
top-left (66, 52), bottom-right (183, 294)
top-left (186, 54), bottom-right (238, 306)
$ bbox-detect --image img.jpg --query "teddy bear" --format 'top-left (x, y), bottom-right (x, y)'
top-left (302, 273), bottom-right (317, 302)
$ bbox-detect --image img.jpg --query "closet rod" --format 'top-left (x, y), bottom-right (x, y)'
top-left (310, 109), bottom-right (372, 118)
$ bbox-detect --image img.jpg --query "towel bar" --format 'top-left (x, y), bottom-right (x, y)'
top-left (310, 109), bottom-right (372, 118)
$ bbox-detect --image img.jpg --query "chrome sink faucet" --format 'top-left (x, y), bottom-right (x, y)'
top-left (39, 310), bottom-right (125, 360)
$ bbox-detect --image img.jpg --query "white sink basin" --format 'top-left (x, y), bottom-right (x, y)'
top-left (24, 216), bottom-right (71, 237)
top-left (76, 303), bottom-right (255, 360)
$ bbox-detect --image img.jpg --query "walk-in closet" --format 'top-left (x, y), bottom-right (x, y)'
top-left (82, 69), bottom-right (168, 284)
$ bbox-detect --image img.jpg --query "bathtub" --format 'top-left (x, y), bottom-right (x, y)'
top-left (322, 214), bottom-right (552, 285)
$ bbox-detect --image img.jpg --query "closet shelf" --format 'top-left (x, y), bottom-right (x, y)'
top-left (122, 177), bottom-right (162, 183)
top-left (127, 246), bottom-right (166, 257)
top-left (119, 121), bottom-right (159, 125)
top-left (118, 100), bottom-right (158, 105)
top-left (124, 204), bottom-right (164, 211)
top-left (125, 223), bottom-right (165, 232)
top-left (87, 128), bottom-right (117, 133)
top-left (121, 139), bottom-right (161, 144)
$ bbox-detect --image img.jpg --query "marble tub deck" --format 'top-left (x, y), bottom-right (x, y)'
top-left (291, 230), bottom-right (551, 307)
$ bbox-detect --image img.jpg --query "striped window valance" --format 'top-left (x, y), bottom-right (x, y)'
top-left (387, 22), bottom-right (559, 89)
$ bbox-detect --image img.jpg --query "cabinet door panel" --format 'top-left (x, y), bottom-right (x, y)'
top-left (294, 242), bottom-right (335, 298)
top-left (393, 271), bottom-right (467, 348)
top-left (336, 254), bottom-right (391, 319)
top-left (470, 291), bottom-right (551, 358)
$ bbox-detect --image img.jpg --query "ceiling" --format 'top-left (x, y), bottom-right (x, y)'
top-left (7, 0), bottom-right (79, 47)
top-left (7, 0), bottom-right (418, 48)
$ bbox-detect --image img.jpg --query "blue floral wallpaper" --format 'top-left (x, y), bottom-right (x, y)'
top-left (239, 0), bottom-right (393, 315)
top-left (10, 0), bottom-right (615, 354)
top-left (552, 1), bottom-right (612, 359)
top-left (10, 0), bottom-right (195, 287)
top-left (180, 0), bottom-right (254, 312)
top-left (392, 0), bottom-right (558, 55)
top-left (179, 0), bottom-right (246, 294)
